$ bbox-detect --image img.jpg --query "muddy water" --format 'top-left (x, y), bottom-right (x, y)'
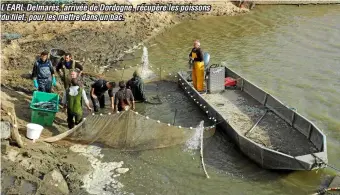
top-left (100, 5), bottom-right (340, 195)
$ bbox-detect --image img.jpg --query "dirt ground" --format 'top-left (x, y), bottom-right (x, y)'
top-left (1, 1), bottom-right (249, 194)
top-left (1, 86), bottom-right (90, 194)
top-left (1, 143), bottom-right (91, 195)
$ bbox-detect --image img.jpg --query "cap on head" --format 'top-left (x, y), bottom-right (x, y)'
top-left (119, 81), bottom-right (125, 88)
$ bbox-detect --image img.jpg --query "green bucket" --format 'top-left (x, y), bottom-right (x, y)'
top-left (30, 91), bottom-right (59, 126)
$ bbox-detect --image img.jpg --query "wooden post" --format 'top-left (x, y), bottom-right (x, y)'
top-left (1, 104), bottom-right (24, 148)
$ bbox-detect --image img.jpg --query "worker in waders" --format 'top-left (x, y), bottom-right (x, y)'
top-left (56, 53), bottom-right (84, 89)
top-left (62, 78), bottom-right (92, 129)
top-left (114, 81), bottom-right (135, 112)
top-left (126, 70), bottom-right (147, 102)
top-left (32, 51), bottom-right (57, 93)
top-left (189, 40), bottom-right (205, 92)
top-left (90, 79), bottom-right (116, 112)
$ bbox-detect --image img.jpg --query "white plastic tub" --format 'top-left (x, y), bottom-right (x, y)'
top-left (26, 123), bottom-right (44, 140)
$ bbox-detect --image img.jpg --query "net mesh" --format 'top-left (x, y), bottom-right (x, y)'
top-left (54, 110), bottom-right (196, 151)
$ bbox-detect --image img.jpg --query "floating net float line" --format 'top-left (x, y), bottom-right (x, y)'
top-left (105, 63), bottom-right (180, 79)
top-left (43, 110), bottom-right (214, 151)
top-left (178, 79), bottom-right (222, 124)
top-left (108, 63), bottom-right (175, 73)
top-left (89, 111), bottom-right (217, 131)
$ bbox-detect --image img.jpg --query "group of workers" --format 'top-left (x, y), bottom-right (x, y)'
top-left (32, 51), bottom-right (84, 93)
top-left (31, 40), bottom-right (203, 129)
top-left (32, 51), bottom-right (147, 129)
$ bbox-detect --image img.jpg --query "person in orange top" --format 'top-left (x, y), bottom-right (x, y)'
top-left (189, 40), bottom-right (205, 92)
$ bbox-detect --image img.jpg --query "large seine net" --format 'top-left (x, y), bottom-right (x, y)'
top-left (51, 110), bottom-right (196, 151)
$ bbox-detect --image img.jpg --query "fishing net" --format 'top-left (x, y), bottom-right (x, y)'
top-left (46, 110), bottom-right (197, 151)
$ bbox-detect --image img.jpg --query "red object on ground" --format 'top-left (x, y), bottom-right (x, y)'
top-left (225, 77), bottom-right (236, 86)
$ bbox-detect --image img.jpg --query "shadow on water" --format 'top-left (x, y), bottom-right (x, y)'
top-left (204, 128), bottom-right (291, 182)
top-left (137, 80), bottom-right (213, 127)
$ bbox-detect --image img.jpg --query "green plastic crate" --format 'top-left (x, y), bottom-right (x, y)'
top-left (30, 91), bottom-right (59, 126)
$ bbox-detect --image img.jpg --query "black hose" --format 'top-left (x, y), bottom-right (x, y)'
top-left (144, 100), bottom-right (162, 105)
top-left (173, 109), bottom-right (177, 125)
top-left (208, 64), bottom-right (222, 69)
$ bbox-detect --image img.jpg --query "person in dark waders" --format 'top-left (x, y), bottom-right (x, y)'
top-left (62, 78), bottom-right (92, 129)
top-left (126, 70), bottom-right (147, 102)
top-left (90, 79), bottom-right (116, 112)
top-left (114, 81), bottom-right (135, 112)
top-left (32, 51), bottom-right (57, 92)
top-left (56, 53), bottom-right (84, 89)
top-left (189, 40), bottom-right (205, 92)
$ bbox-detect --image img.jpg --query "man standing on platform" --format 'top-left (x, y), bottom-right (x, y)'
top-left (189, 40), bottom-right (205, 92)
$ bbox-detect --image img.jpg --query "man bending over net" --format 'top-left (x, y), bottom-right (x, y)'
top-left (90, 79), bottom-right (116, 112)
top-left (114, 81), bottom-right (135, 112)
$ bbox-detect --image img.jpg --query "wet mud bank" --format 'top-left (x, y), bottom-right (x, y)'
top-left (1, 142), bottom-right (90, 195)
top-left (1, 1), bottom-right (248, 95)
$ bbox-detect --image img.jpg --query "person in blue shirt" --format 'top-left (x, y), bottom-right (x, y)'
top-left (31, 51), bottom-right (56, 93)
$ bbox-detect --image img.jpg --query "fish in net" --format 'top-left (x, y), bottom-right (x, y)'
top-left (43, 110), bottom-right (199, 151)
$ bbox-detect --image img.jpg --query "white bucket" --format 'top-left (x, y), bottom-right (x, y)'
top-left (26, 123), bottom-right (44, 140)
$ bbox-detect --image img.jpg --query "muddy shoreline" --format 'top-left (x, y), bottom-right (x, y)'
top-left (1, 142), bottom-right (91, 195)
top-left (1, 1), bottom-right (248, 94)
top-left (1, 1), bottom-right (248, 194)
